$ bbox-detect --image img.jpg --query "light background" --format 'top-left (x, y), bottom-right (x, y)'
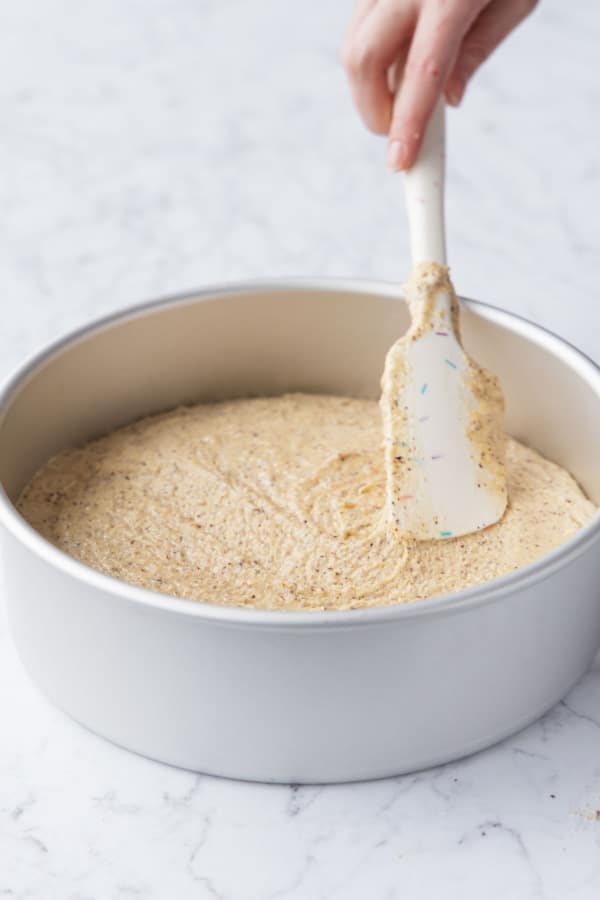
top-left (1, 1), bottom-right (599, 897)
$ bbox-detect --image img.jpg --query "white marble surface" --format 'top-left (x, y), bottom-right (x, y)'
top-left (1, 1), bottom-right (600, 897)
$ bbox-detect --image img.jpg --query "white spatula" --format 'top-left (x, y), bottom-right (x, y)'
top-left (380, 98), bottom-right (507, 541)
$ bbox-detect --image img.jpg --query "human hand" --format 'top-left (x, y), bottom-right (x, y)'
top-left (341, 0), bottom-right (538, 170)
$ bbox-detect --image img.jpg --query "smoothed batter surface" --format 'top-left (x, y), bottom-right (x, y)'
top-left (18, 394), bottom-right (596, 610)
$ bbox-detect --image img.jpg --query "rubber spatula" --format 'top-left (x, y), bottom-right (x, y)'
top-left (380, 98), bottom-right (508, 540)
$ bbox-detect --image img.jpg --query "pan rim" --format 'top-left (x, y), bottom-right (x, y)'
top-left (1, 276), bottom-right (599, 629)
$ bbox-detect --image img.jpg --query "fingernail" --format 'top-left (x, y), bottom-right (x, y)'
top-left (448, 85), bottom-right (465, 106)
top-left (387, 139), bottom-right (408, 171)
top-left (446, 88), bottom-right (461, 107)
top-left (447, 80), bottom-right (466, 107)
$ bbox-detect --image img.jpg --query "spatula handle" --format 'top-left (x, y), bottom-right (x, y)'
top-left (404, 97), bottom-right (447, 265)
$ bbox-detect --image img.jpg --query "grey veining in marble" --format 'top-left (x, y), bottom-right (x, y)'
top-left (1, 1), bottom-right (600, 897)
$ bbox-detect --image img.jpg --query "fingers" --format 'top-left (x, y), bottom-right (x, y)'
top-left (342, 0), bottom-right (538, 171)
top-left (445, 0), bottom-right (539, 106)
top-left (341, 0), bottom-right (417, 135)
top-left (388, 0), bottom-right (488, 170)
top-left (343, 0), bottom-right (379, 34)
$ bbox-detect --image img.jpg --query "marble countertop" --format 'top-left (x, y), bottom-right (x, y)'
top-left (1, 1), bottom-right (599, 897)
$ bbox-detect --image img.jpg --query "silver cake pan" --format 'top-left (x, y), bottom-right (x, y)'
top-left (1, 280), bottom-right (599, 783)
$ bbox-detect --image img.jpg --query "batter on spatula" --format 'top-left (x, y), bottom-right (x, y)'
top-left (380, 261), bottom-right (507, 540)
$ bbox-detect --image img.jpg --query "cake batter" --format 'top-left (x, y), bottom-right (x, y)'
top-left (17, 393), bottom-right (596, 610)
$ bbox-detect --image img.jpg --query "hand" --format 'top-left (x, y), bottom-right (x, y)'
top-left (341, 0), bottom-right (538, 170)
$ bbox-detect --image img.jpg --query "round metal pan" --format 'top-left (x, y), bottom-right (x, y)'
top-left (1, 280), bottom-right (599, 783)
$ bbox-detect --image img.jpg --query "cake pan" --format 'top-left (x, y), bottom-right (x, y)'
top-left (1, 280), bottom-right (599, 783)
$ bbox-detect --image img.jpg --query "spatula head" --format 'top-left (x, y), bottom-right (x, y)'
top-left (380, 264), bottom-right (507, 541)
